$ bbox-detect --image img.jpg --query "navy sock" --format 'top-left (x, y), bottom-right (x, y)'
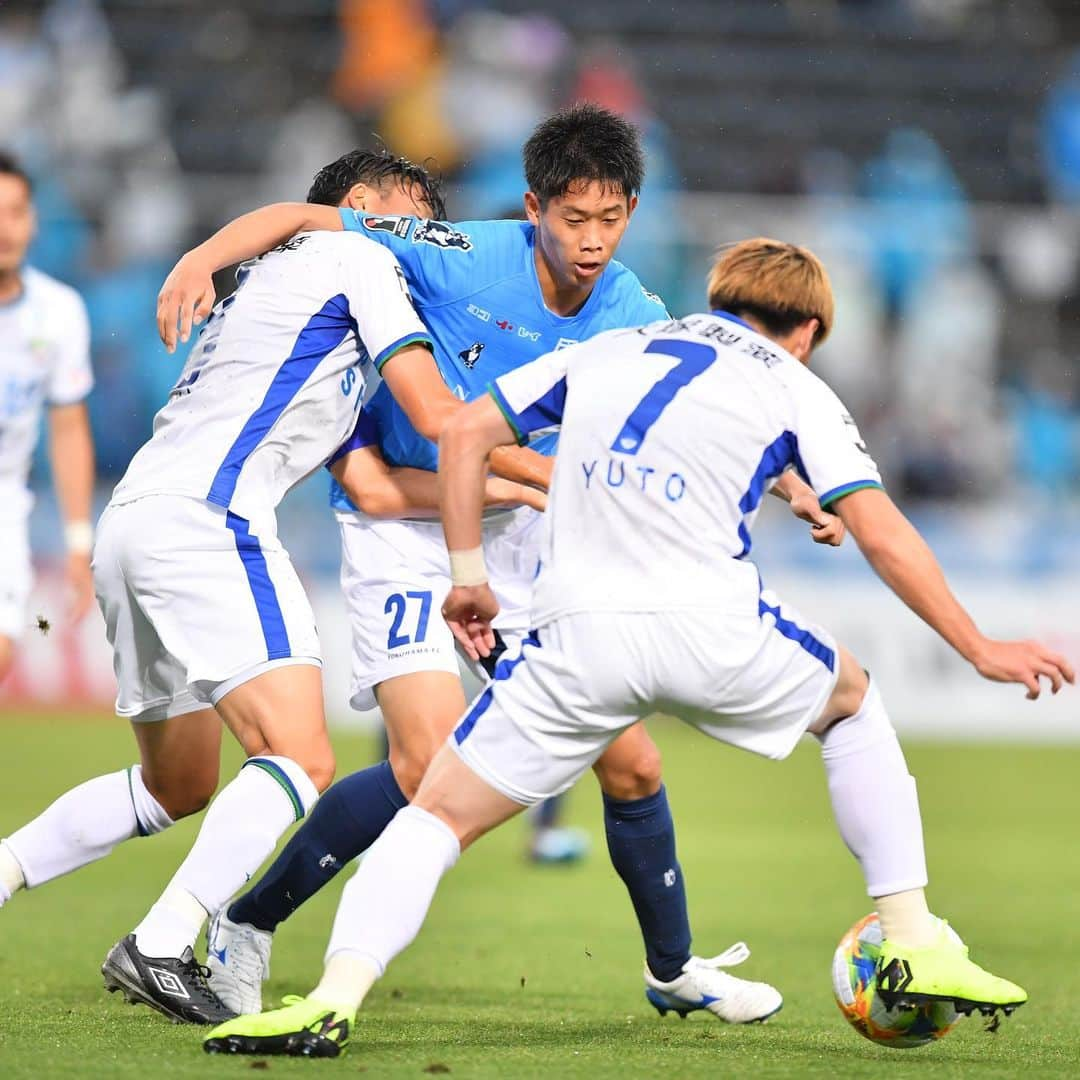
top-left (602, 785), bottom-right (692, 983)
top-left (533, 793), bottom-right (565, 830)
top-left (229, 761), bottom-right (407, 932)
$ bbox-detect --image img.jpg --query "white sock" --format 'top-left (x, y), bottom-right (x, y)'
top-left (875, 888), bottom-right (939, 947)
top-left (818, 680), bottom-right (929, 899)
top-left (312, 952), bottom-right (380, 1013)
top-left (323, 805), bottom-right (460, 1006)
top-left (2, 766), bottom-right (173, 891)
top-left (0, 842), bottom-right (25, 906)
top-left (133, 756), bottom-right (317, 958)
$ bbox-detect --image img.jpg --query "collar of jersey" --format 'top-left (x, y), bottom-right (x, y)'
top-left (711, 309), bottom-right (755, 331)
top-left (525, 224), bottom-right (606, 324)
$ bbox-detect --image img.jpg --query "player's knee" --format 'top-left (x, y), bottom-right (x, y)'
top-left (298, 751), bottom-right (336, 794)
top-left (145, 773), bottom-right (217, 820)
top-left (594, 742), bottom-right (663, 801)
top-left (388, 745), bottom-right (436, 800)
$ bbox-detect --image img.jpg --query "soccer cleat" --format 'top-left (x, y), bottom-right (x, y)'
top-left (876, 926), bottom-right (1028, 1018)
top-left (203, 994), bottom-right (353, 1057)
top-left (644, 942), bottom-right (783, 1023)
top-left (529, 826), bottom-right (590, 864)
top-left (206, 908), bottom-right (273, 1015)
top-left (102, 933), bottom-right (237, 1025)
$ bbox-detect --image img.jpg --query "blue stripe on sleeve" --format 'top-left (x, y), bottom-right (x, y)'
top-left (488, 377), bottom-right (566, 445)
top-left (208, 294), bottom-right (353, 508)
top-left (225, 512), bottom-right (292, 661)
top-left (819, 479), bottom-right (884, 507)
top-left (488, 382), bottom-right (527, 444)
top-left (372, 331), bottom-right (433, 373)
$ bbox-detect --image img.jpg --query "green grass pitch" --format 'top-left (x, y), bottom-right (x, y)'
top-left (1, 714), bottom-right (1078, 1078)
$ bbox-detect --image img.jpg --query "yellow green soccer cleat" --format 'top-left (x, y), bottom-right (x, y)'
top-left (203, 995), bottom-right (353, 1058)
top-left (876, 926), bottom-right (1027, 1019)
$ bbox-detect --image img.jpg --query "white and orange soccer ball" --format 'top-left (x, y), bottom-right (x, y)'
top-left (831, 912), bottom-right (963, 1049)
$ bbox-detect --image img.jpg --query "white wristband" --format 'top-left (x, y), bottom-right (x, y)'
top-left (64, 520), bottom-right (94, 555)
top-left (449, 546), bottom-right (488, 587)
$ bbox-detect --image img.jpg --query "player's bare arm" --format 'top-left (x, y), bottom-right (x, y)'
top-left (380, 346), bottom-right (551, 491)
top-left (46, 401), bottom-right (95, 620)
top-left (330, 443), bottom-right (546, 519)
top-left (770, 469), bottom-right (844, 547)
top-left (157, 202), bottom-right (344, 351)
top-left (438, 396), bottom-right (517, 661)
top-left (835, 487), bottom-right (1075, 699)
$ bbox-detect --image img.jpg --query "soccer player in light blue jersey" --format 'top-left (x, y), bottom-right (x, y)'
top-left (159, 108), bottom-right (840, 1025)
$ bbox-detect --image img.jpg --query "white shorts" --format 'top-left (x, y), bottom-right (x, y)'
top-left (451, 593), bottom-right (840, 806)
top-left (93, 495), bottom-right (321, 721)
top-left (0, 514), bottom-right (32, 640)
top-left (338, 507), bottom-right (541, 710)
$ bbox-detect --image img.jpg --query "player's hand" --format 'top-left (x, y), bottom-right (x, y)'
top-left (442, 584), bottom-right (500, 661)
top-left (484, 478), bottom-right (547, 512)
top-left (789, 491), bottom-right (845, 547)
top-left (971, 638), bottom-right (1076, 700)
top-left (65, 552), bottom-right (95, 622)
top-left (157, 251), bottom-right (216, 353)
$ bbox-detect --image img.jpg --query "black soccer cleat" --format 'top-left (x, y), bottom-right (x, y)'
top-left (102, 933), bottom-right (237, 1025)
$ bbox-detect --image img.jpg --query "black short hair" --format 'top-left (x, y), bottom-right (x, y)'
top-left (0, 151), bottom-right (32, 194)
top-left (523, 103), bottom-right (644, 205)
top-left (306, 149), bottom-right (446, 220)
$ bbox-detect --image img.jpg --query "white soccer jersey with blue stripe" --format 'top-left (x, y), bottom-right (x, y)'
top-left (111, 231), bottom-right (431, 523)
top-left (488, 311), bottom-right (883, 624)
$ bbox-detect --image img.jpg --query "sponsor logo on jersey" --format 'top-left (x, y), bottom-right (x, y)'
top-left (517, 326), bottom-right (540, 342)
top-left (271, 234), bottom-right (311, 254)
top-left (555, 337), bottom-right (579, 350)
top-left (412, 219), bottom-right (473, 251)
top-left (458, 342), bottom-right (485, 369)
top-left (467, 303), bottom-right (491, 322)
top-left (495, 319), bottom-right (514, 331)
top-left (363, 215), bottom-right (412, 238)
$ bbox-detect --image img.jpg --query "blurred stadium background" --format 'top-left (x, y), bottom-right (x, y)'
top-left (2, 0), bottom-right (1077, 736)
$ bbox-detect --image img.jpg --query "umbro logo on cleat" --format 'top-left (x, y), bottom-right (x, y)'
top-left (148, 966), bottom-right (192, 999)
top-left (878, 958), bottom-right (914, 994)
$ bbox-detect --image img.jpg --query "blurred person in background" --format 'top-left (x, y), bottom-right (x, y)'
top-left (0, 152), bottom-right (95, 682)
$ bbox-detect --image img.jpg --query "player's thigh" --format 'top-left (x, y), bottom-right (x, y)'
top-left (452, 623), bottom-right (638, 806)
top-left (413, 742), bottom-right (527, 850)
top-left (665, 597), bottom-right (840, 761)
top-left (131, 707), bottom-right (223, 818)
top-left (95, 504), bottom-right (209, 721)
top-left (339, 515), bottom-right (458, 711)
top-left (376, 670), bottom-right (467, 798)
top-left (111, 497), bottom-right (321, 701)
top-left (809, 645), bottom-right (869, 733)
top-left (214, 662), bottom-right (333, 789)
top-left (591, 722), bottom-right (663, 801)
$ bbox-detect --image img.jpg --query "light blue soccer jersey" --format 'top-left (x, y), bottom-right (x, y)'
top-left (328, 213), bottom-right (668, 510)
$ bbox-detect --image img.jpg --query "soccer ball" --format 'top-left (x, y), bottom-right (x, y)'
top-left (831, 912), bottom-right (962, 1049)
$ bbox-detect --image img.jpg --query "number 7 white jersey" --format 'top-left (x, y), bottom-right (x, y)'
top-left (111, 231), bottom-right (431, 523)
top-left (488, 311), bottom-right (883, 624)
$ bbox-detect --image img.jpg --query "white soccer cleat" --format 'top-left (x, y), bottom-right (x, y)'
top-left (644, 942), bottom-right (783, 1023)
top-left (205, 909), bottom-right (273, 1016)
